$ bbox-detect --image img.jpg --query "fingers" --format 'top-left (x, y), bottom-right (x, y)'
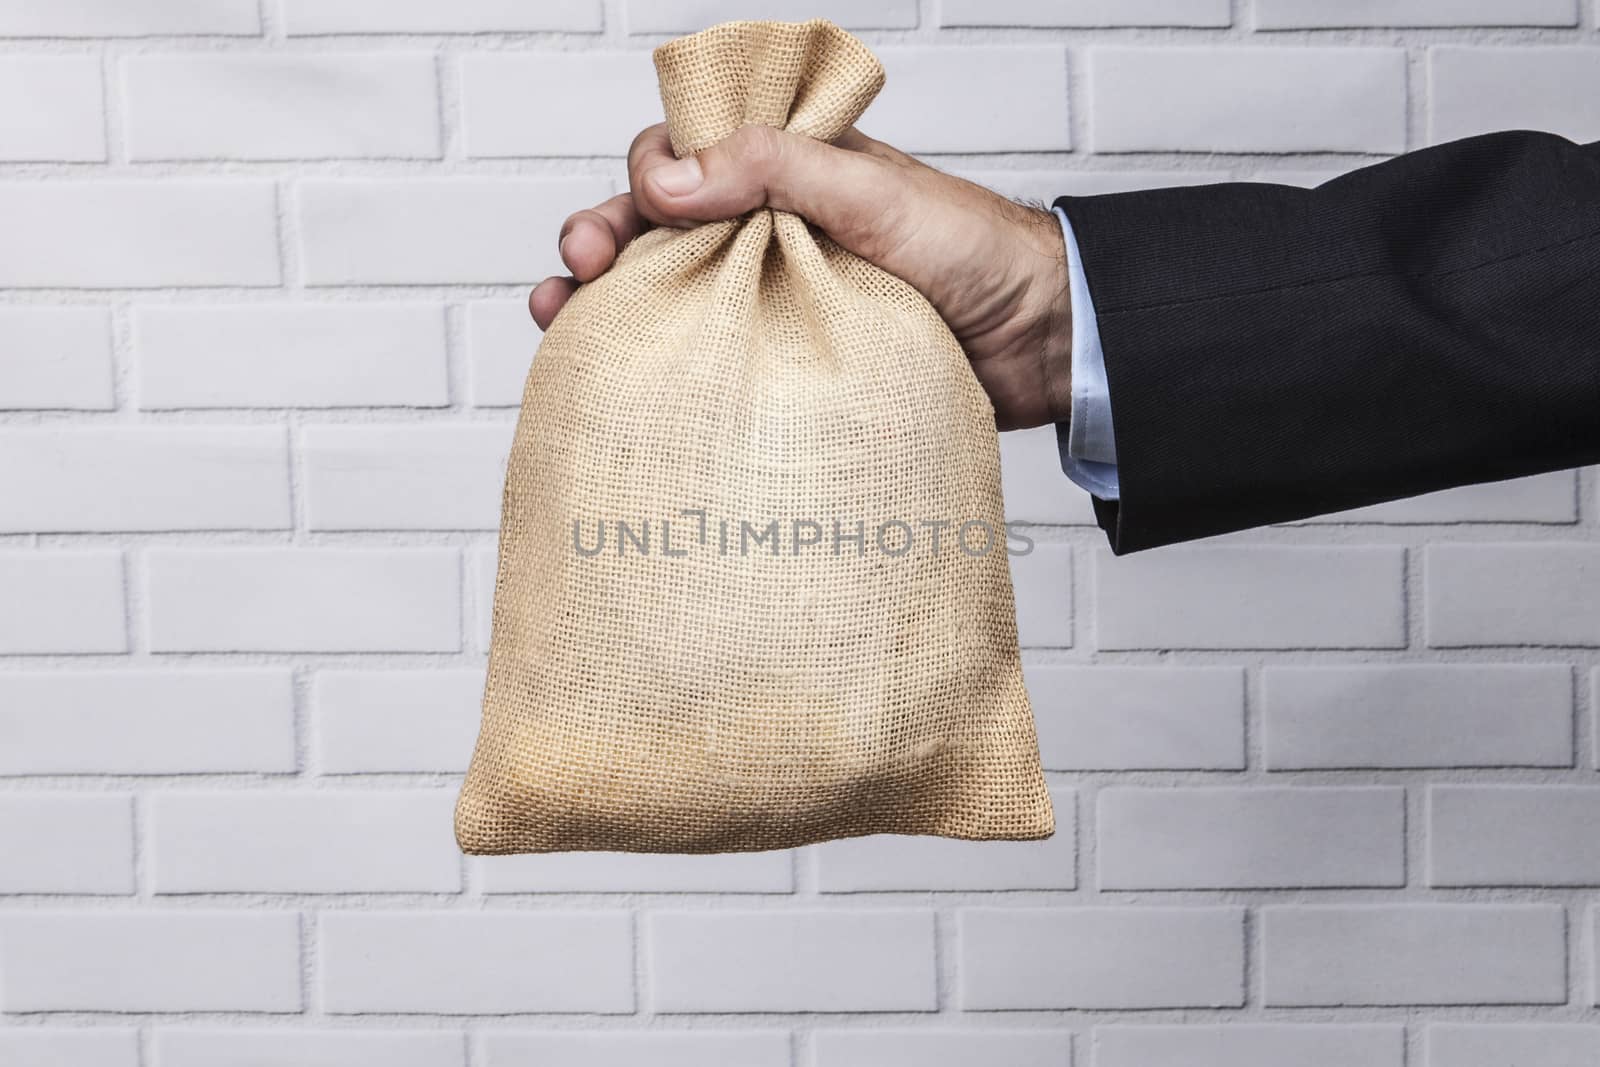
top-left (535, 121), bottom-right (927, 329)
top-left (528, 275), bottom-right (578, 331)
top-left (630, 123), bottom-right (910, 255)
top-left (626, 124), bottom-right (682, 224)
top-left (532, 191), bottom-right (650, 328)
top-left (557, 192), bottom-right (649, 283)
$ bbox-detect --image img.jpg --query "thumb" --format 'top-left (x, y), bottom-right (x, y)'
top-left (635, 125), bottom-right (906, 252)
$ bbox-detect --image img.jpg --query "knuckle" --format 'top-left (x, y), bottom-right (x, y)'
top-left (558, 211), bottom-right (586, 243)
top-left (627, 122), bottom-right (667, 164)
top-left (726, 124), bottom-right (783, 172)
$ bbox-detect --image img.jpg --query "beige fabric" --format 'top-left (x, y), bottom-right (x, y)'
top-left (455, 19), bottom-right (1053, 854)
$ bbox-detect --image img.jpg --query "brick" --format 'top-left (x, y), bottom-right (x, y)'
top-left (1427, 544), bottom-right (1600, 646)
top-left (0, 1029), bottom-right (138, 1067)
top-left (0, 427), bottom-right (290, 532)
top-left (471, 544), bottom-right (496, 649)
top-left (1425, 1025), bottom-right (1600, 1067)
top-left (1012, 542), bottom-right (1073, 647)
top-left (1096, 546), bottom-right (1405, 650)
top-left (628, 0), bottom-right (917, 32)
top-left (478, 849), bottom-right (793, 894)
top-left (872, 48), bottom-right (1069, 153)
top-left (959, 907), bottom-right (1244, 1009)
top-left (0, 0), bottom-right (259, 36)
top-left (320, 911), bottom-right (633, 1014)
top-left (0, 306), bottom-right (114, 410)
top-left (1026, 665), bottom-right (1245, 770)
top-left (1093, 1024), bottom-right (1405, 1067)
top-left (1591, 909), bottom-right (1600, 1003)
top-left (303, 424), bottom-right (511, 531)
top-left (150, 790), bottom-right (461, 894)
top-left (1261, 905), bottom-right (1566, 1005)
top-left (1098, 786), bottom-right (1404, 889)
top-left (155, 1029), bottom-right (466, 1067)
top-left (648, 910), bottom-right (936, 1012)
top-left (1091, 48), bottom-right (1406, 154)
top-left (467, 299), bottom-right (540, 407)
top-left (285, 0), bottom-right (602, 33)
top-left (814, 1030), bottom-right (1072, 1067)
top-left (481, 1031), bottom-right (789, 1067)
top-left (146, 548), bottom-right (460, 653)
top-left (816, 786), bottom-right (1075, 891)
top-left (0, 670), bottom-right (295, 775)
top-left (1430, 785), bottom-right (1600, 886)
top-left (943, 0), bottom-right (1229, 25)
top-left (296, 178), bottom-right (610, 285)
top-left (136, 303), bottom-right (448, 409)
top-left (463, 53), bottom-right (661, 157)
top-left (0, 793), bottom-right (134, 894)
top-left (0, 911), bottom-right (302, 1012)
top-left (314, 669), bottom-right (482, 774)
top-left (999, 425), bottom-right (1097, 525)
top-left (1260, 0), bottom-right (1576, 25)
top-left (0, 56), bottom-right (104, 161)
top-left (125, 54), bottom-right (440, 160)
top-left (0, 181), bottom-right (279, 288)
top-left (1299, 470), bottom-right (1577, 524)
top-left (1265, 665), bottom-right (1573, 769)
top-left (1431, 46), bottom-right (1600, 144)
top-left (0, 551), bottom-right (126, 654)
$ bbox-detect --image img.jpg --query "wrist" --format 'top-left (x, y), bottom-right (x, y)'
top-left (1026, 207), bottom-right (1074, 426)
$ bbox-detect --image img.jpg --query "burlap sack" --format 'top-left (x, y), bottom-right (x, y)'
top-left (455, 18), bottom-right (1053, 854)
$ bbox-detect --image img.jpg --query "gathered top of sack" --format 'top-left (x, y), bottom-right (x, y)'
top-left (654, 19), bottom-right (886, 157)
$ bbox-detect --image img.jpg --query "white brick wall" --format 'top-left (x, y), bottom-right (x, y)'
top-left (0, 180), bottom-right (281, 288)
top-left (647, 910), bottom-right (938, 1012)
top-left (0, 911), bottom-right (303, 1012)
top-left (320, 911), bottom-right (635, 1014)
top-left (959, 906), bottom-right (1246, 1009)
top-left (0, 56), bottom-right (106, 162)
top-left (122, 54), bottom-right (442, 161)
top-left (0, 307), bottom-right (115, 410)
top-left (1093, 1023), bottom-right (1405, 1067)
top-left (147, 789), bottom-right (462, 893)
top-left (1260, 904), bottom-right (1568, 1005)
top-left (0, 0), bottom-right (1596, 1061)
top-left (135, 303), bottom-right (450, 409)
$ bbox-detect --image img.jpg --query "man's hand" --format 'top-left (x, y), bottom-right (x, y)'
top-left (530, 123), bottom-right (1072, 431)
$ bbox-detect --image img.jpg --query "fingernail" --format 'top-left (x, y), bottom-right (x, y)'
top-left (650, 157), bottom-right (703, 196)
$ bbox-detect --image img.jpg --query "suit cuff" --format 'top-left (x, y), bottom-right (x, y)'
top-left (1051, 205), bottom-right (1121, 500)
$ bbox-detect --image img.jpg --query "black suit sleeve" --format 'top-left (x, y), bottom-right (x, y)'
top-left (1052, 130), bottom-right (1600, 555)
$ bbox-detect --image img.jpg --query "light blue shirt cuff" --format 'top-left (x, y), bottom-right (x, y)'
top-left (1051, 204), bottom-right (1120, 501)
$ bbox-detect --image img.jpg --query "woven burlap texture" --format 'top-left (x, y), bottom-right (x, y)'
top-left (455, 18), bottom-right (1054, 854)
